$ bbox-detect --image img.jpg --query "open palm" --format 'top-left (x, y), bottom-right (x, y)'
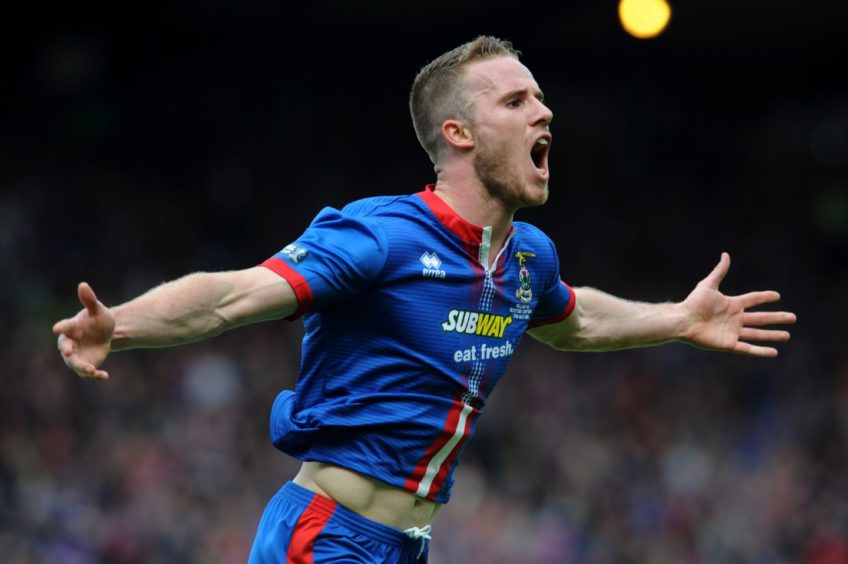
top-left (681, 253), bottom-right (796, 357)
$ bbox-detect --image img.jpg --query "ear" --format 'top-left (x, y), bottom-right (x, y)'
top-left (441, 120), bottom-right (475, 150)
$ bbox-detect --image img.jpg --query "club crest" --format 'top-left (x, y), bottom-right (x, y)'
top-left (514, 252), bottom-right (536, 303)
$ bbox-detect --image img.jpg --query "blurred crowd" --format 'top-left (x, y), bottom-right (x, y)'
top-left (1, 267), bottom-right (847, 563)
top-left (2, 174), bottom-right (847, 563)
top-left (2, 11), bottom-right (848, 564)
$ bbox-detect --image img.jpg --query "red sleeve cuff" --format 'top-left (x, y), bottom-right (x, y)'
top-left (527, 281), bottom-right (576, 329)
top-left (260, 257), bottom-right (314, 320)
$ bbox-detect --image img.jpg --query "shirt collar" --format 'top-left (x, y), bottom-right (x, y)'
top-left (416, 184), bottom-right (486, 245)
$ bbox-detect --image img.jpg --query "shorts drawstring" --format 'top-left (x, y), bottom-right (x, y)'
top-left (403, 524), bottom-right (432, 558)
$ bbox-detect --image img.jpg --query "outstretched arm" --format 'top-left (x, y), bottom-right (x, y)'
top-left (528, 253), bottom-right (797, 357)
top-left (53, 266), bottom-right (296, 380)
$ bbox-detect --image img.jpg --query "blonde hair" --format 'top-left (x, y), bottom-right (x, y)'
top-left (409, 36), bottom-right (520, 164)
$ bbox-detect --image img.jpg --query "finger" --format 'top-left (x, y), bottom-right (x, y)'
top-left (53, 319), bottom-right (73, 335)
top-left (65, 354), bottom-right (93, 375)
top-left (78, 282), bottom-right (100, 316)
top-left (79, 365), bottom-right (109, 380)
top-left (702, 252), bottom-right (731, 290)
top-left (58, 335), bottom-right (76, 357)
top-left (54, 317), bottom-right (84, 340)
top-left (740, 327), bottom-right (791, 342)
top-left (742, 311), bottom-right (797, 326)
top-left (65, 354), bottom-right (108, 380)
top-left (92, 369), bottom-right (109, 380)
top-left (733, 341), bottom-right (778, 357)
top-left (738, 290), bottom-right (781, 309)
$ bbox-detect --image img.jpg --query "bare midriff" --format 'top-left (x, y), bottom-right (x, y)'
top-left (293, 461), bottom-right (442, 531)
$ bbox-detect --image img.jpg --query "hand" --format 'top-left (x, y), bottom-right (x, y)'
top-left (53, 282), bottom-right (116, 379)
top-left (681, 253), bottom-right (797, 357)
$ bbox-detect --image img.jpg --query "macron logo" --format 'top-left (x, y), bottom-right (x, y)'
top-left (420, 252), bottom-right (447, 279)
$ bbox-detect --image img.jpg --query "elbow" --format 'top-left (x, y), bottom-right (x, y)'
top-left (550, 334), bottom-right (593, 352)
top-left (551, 319), bottom-right (602, 352)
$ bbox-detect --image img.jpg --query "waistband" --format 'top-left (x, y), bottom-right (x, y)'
top-left (281, 481), bottom-right (429, 550)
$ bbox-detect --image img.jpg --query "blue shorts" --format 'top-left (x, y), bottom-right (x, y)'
top-left (248, 482), bottom-right (430, 563)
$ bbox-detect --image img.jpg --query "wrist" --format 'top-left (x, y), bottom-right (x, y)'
top-left (109, 305), bottom-right (131, 351)
top-left (670, 301), bottom-right (695, 343)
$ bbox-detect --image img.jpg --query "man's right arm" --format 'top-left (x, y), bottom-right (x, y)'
top-left (53, 266), bottom-right (296, 379)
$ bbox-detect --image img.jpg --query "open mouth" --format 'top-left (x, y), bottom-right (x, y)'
top-left (530, 136), bottom-right (551, 176)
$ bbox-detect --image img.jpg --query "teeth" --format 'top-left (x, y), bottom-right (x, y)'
top-left (536, 138), bottom-right (549, 146)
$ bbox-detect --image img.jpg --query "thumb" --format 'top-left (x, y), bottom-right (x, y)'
top-left (702, 252), bottom-right (731, 290)
top-left (78, 282), bottom-right (100, 315)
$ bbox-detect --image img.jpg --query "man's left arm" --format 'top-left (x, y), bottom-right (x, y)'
top-left (528, 253), bottom-right (797, 357)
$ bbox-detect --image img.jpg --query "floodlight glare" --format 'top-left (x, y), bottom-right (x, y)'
top-left (619, 0), bottom-right (672, 39)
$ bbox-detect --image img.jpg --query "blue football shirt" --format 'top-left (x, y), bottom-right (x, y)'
top-left (261, 186), bottom-right (575, 502)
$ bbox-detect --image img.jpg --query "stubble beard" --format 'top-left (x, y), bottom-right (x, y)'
top-left (473, 136), bottom-right (548, 211)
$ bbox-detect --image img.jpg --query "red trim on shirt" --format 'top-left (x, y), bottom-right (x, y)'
top-left (260, 257), bottom-right (314, 320)
top-left (286, 493), bottom-right (336, 563)
top-left (416, 185), bottom-right (484, 245)
top-left (404, 400), bottom-right (463, 495)
top-left (527, 281), bottom-right (577, 329)
top-left (405, 399), bottom-right (477, 500)
top-left (428, 407), bottom-right (475, 497)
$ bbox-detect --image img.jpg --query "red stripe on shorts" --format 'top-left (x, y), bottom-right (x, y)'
top-left (286, 494), bottom-right (336, 564)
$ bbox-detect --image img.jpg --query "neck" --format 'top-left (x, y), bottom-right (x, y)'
top-left (431, 173), bottom-right (515, 261)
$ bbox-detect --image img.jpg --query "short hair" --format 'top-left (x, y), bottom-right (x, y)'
top-left (410, 36), bottom-right (520, 164)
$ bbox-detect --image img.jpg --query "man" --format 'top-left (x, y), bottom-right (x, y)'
top-left (53, 37), bottom-right (796, 563)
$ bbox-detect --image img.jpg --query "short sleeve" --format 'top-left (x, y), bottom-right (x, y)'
top-left (260, 207), bottom-right (388, 320)
top-left (527, 237), bottom-right (577, 329)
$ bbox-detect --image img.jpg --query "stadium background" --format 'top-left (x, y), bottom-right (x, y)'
top-left (2, 2), bottom-right (847, 562)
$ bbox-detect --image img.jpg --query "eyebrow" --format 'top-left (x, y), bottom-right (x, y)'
top-left (500, 87), bottom-right (545, 103)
